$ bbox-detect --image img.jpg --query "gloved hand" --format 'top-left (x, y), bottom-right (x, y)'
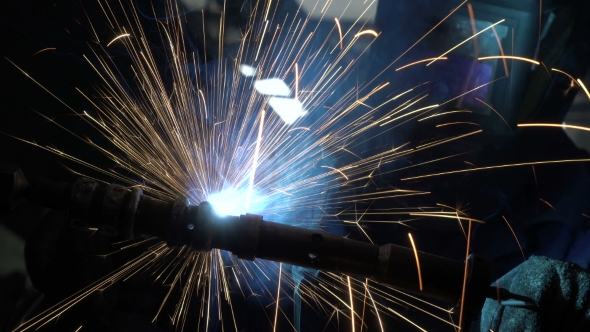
top-left (480, 255), bottom-right (590, 331)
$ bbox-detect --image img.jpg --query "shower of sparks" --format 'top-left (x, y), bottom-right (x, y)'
top-left (408, 233), bottom-right (423, 291)
top-left (14, 241), bottom-right (169, 331)
top-left (106, 33), bottom-right (131, 47)
top-left (477, 55), bottom-right (540, 65)
top-left (7, 0), bottom-right (587, 330)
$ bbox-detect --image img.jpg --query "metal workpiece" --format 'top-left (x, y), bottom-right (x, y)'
top-left (0, 163), bottom-right (30, 214)
top-left (256, 221), bottom-right (379, 276)
top-left (1, 167), bottom-right (494, 317)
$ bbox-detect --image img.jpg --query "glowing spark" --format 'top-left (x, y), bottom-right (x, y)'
top-left (409, 213), bottom-right (484, 223)
top-left (551, 68), bottom-right (578, 84)
top-left (335, 18), bottom-right (343, 50)
top-left (435, 122), bottom-right (480, 128)
top-left (31, 47), bottom-right (56, 58)
top-left (321, 165), bottom-right (348, 180)
top-left (415, 129), bottom-right (482, 150)
top-left (491, 26), bottom-right (509, 77)
top-left (364, 280), bottom-right (384, 332)
top-left (198, 89), bottom-right (208, 119)
top-left (418, 110), bottom-right (472, 121)
top-left (246, 110), bottom-right (266, 210)
top-left (387, 0), bottom-right (467, 71)
top-left (74, 326), bottom-right (83, 332)
top-left (577, 79), bottom-right (590, 100)
top-left (287, 127), bottom-right (309, 132)
top-left (106, 33), bottom-right (130, 47)
top-left (427, 19), bottom-right (505, 66)
top-left (294, 63), bottom-right (299, 100)
top-left (502, 216), bottom-right (525, 261)
top-left (255, 20), bottom-right (269, 61)
top-left (354, 30), bottom-right (379, 38)
top-left (476, 98), bottom-right (511, 131)
top-left (273, 263), bottom-right (282, 332)
top-left (395, 57), bottom-right (448, 71)
top-left (518, 123), bottom-right (590, 132)
top-left (348, 276), bottom-right (355, 332)
top-left (239, 64), bottom-right (257, 77)
top-left (539, 198), bottom-right (556, 210)
top-left (478, 55), bottom-right (540, 65)
top-left (254, 78), bottom-right (291, 96)
top-left (380, 104), bottom-right (439, 126)
top-left (458, 220), bottom-right (473, 330)
top-left (386, 307), bottom-right (427, 331)
top-left (408, 233), bottom-right (423, 291)
top-left (402, 159), bottom-right (590, 181)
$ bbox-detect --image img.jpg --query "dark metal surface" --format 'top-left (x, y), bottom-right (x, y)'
top-left (0, 163), bottom-right (30, 214)
top-left (4, 168), bottom-right (494, 327)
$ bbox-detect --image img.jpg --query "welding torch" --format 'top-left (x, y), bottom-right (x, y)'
top-left (2, 163), bottom-right (517, 325)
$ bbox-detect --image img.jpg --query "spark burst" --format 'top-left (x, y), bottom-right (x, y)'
top-left (6, 0), bottom-right (590, 331)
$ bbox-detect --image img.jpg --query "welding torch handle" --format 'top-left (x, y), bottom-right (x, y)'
top-left (9, 174), bottom-right (491, 317)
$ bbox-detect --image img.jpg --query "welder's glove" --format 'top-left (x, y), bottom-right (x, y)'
top-left (480, 255), bottom-right (590, 331)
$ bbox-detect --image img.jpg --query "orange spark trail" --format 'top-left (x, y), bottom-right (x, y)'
top-left (427, 19), bottom-right (505, 66)
top-left (478, 55), bottom-right (540, 65)
top-left (273, 263), bottom-right (282, 332)
top-left (395, 57), bottom-right (448, 71)
top-left (518, 123), bottom-right (590, 132)
top-left (364, 280), bottom-right (384, 332)
top-left (476, 98), bottom-right (511, 131)
top-left (335, 18), bottom-right (343, 50)
top-left (577, 79), bottom-right (590, 100)
top-left (408, 233), bottom-right (423, 291)
top-left (354, 30), bottom-right (379, 38)
top-left (435, 122), bottom-right (480, 128)
top-left (551, 68), bottom-right (579, 85)
top-left (348, 276), bottom-right (355, 332)
top-left (246, 110), bottom-right (266, 210)
top-left (294, 63), bottom-right (299, 99)
top-left (502, 216), bottom-right (525, 261)
top-left (491, 26), bottom-right (509, 77)
top-left (321, 165), bottom-right (349, 180)
top-left (386, 0), bottom-right (468, 70)
top-left (401, 159), bottom-right (590, 181)
top-left (539, 198), bottom-right (556, 210)
top-left (31, 47), bottom-right (56, 58)
top-left (106, 33), bottom-right (131, 47)
top-left (458, 219), bottom-right (472, 330)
